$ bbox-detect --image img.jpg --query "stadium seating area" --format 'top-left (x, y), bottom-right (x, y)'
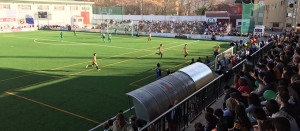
top-left (99, 31), bottom-right (300, 131)
top-left (194, 32), bottom-right (300, 131)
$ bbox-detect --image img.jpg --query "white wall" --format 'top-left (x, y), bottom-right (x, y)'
top-left (92, 15), bottom-right (207, 24)
top-left (0, 2), bottom-right (92, 28)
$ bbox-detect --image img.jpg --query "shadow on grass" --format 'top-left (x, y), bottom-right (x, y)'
top-left (0, 67), bottom-right (155, 131)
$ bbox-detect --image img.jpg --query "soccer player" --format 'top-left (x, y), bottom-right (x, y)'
top-left (148, 33), bottom-right (151, 42)
top-left (155, 44), bottom-right (163, 59)
top-left (60, 31), bottom-right (63, 41)
top-left (102, 33), bottom-right (106, 43)
top-left (152, 63), bottom-right (162, 79)
top-left (108, 33), bottom-right (112, 43)
top-left (74, 28), bottom-right (76, 36)
top-left (183, 44), bottom-right (188, 59)
top-left (86, 53), bottom-right (100, 71)
top-left (114, 28), bottom-right (117, 34)
top-left (214, 43), bottom-right (220, 57)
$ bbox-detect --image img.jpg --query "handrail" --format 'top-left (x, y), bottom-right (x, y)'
top-left (139, 41), bottom-right (275, 131)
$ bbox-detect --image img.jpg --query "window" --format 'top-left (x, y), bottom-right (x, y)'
top-left (286, 23), bottom-right (291, 27)
top-left (74, 19), bottom-right (76, 22)
top-left (0, 4), bottom-right (10, 9)
top-left (18, 5), bottom-right (31, 10)
top-left (78, 19), bottom-right (82, 22)
top-left (238, 22), bottom-right (242, 25)
top-left (258, 13), bottom-right (263, 17)
top-left (82, 7), bottom-right (90, 10)
top-left (38, 11), bottom-right (47, 18)
top-left (70, 6), bottom-right (78, 10)
top-left (273, 22), bottom-right (279, 27)
top-left (54, 6), bottom-right (64, 10)
top-left (37, 5), bottom-right (49, 10)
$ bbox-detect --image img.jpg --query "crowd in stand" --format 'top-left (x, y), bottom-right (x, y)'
top-left (194, 32), bottom-right (300, 131)
top-left (136, 20), bottom-right (229, 35)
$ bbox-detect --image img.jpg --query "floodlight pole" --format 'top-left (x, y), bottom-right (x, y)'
top-left (141, 0), bottom-right (143, 21)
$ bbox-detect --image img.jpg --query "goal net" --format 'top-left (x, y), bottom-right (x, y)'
top-left (107, 24), bottom-right (136, 36)
top-left (214, 46), bottom-right (234, 70)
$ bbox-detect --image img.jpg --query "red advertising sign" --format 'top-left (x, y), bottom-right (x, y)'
top-left (0, 18), bottom-right (16, 22)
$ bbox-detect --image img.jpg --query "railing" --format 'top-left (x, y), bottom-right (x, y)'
top-left (139, 41), bottom-right (275, 131)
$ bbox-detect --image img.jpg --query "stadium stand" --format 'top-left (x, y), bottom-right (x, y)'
top-left (100, 31), bottom-right (300, 131)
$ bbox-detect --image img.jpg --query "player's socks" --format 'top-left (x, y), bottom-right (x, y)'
top-left (96, 66), bottom-right (99, 70)
top-left (161, 54), bottom-right (163, 59)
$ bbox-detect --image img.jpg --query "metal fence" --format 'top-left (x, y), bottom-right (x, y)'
top-left (139, 41), bottom-right (275, 131)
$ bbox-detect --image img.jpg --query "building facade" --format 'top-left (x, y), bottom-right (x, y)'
top-left (0, 0), bottom-right (93, 31)
top-left (263, 0), bottom-right (300, 30)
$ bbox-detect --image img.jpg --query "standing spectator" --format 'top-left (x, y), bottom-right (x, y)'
top-left (204, 113), bottom-right (218, 131)
top-left (190, 58), bottom-right (195, 65)
top-left (197, 57), bottom-right (203, 63)
top-left (194, 122), bottom-right (204, 131)
top-left (111, 113), bottom-right (133, 131)
top-left (205, 56), bottom-right (211, 65)
top-left (167, 100), bottom-right (181, 131)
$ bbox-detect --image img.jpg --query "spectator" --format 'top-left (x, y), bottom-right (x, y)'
top-left (204, 113), bottom-right (218, 131)
top-left (190, 58), bottom-right (195, 65)
top-left (224, 98), bottom-right (237, 128)
top-left (265, 100), bottom-right (300, 131)
top-left (277, 91), bottom-right (300, 126)
top-left (223, 85), bottom-right (240, 108)
top-left (246, 93), bottom-right (261, 124)
top-left (167, 100), bottom-right (181, 131)
top-left (103, 122), bottom-right (111, 131)
top-left (272, 117), bottom-right (291, 131)
top-left (111, 113), bottom-right (133, 131)
top-left (206, 107), bottom-right (214, 114)
top-left (253, 107), bottom-right (268, 130)
top-left (216, 122), bottom-right (228, 131)
top-left (197, 57), bottom-right (202, 63)
top-left (135, 118), bottom-right (147, 131)
top-left (194, 122), bottom-right (204, 131)
top-left (260, 119), bottom-right (275, 131)
top-left (232, 105), bottom-right (252, 131)
top-left (238, 78), bottom-right (251, 94)
top-left (188, 103), bottom-right (198, 121)
top-left (205, 56), bottom-right (210, 65)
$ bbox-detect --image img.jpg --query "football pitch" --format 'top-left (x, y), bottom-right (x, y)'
top-left (0, 31), bottom-right (230, 130)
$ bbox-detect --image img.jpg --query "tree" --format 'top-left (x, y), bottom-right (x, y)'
top-left (195, 6), bottom-right (207, 15)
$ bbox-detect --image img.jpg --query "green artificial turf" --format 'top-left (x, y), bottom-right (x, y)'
top-left (0, 31), bottom-right (230, 130)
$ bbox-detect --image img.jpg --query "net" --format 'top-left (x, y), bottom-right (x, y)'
top-left (107, 24), bottom-right (136, 36)
top-left (241, 3), bottom-right (253, 34)
top-left (92, 6), bottom-right (124, 15)
top-left (241, 2), bottom-right (265, 34)
top-left (214, 47), bottom-right (234, 70)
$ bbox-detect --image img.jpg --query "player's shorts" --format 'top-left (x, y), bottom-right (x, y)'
top-left (92, 62), bottom-right (98, 65)
top-left (103, 36), bottom-right (105, 39)
top-left (108, 38), bottom-right (111, 40)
